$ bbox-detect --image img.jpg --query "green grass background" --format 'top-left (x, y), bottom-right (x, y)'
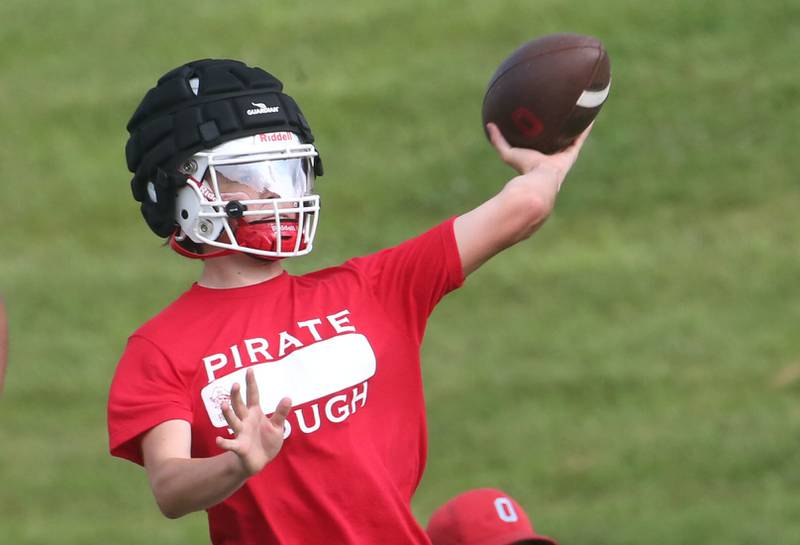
top-left (1, 0), bottom-right (799, 543)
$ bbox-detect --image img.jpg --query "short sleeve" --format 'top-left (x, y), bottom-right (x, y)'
top-left (345, 217), bottom-right (464, 343)
top-left (107, 335), bottom-right (193, 465)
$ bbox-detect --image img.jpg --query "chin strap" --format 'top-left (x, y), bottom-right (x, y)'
top-left (169, 233), bottom-right (235, 260)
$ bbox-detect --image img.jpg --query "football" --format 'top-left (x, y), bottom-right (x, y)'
top-left (482, 33), bottom-right (611, 154)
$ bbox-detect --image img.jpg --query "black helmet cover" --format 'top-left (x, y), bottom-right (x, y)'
top-left (125, 59), bottom-right (321, 237)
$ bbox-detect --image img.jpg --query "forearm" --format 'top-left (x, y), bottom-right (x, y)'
top-left (500, 165), bottom-right (563, 239)
top-left (147, 451), bottom-right (249, 518)
top-left (455, 166), bottom-right (562, 275)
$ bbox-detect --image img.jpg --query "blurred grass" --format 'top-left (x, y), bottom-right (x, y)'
top-left (1, 0), bottom-right (799, 543)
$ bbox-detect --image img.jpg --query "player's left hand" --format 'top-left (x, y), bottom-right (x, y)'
top-left (215, 368), bottom-right (292, 477)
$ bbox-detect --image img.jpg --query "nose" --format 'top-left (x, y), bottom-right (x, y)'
top-left (260, 189), bottom-right (281, 199)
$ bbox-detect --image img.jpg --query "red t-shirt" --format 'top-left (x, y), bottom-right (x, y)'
top-left (107, 219), bottom-right (464, 545)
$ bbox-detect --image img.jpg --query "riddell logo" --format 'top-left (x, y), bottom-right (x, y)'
top-left (246, 102), bottom-right (280, 116)
top-left (257, 132), bottom-right (293, 143)
top-left (198, 181), bottom-right (216, 202)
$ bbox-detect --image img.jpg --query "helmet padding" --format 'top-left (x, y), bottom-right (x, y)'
top-left (125, 59), bottom-right (321, 237)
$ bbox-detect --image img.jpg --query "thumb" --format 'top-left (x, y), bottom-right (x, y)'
top-left (270, 397), bottom-right (292, 428)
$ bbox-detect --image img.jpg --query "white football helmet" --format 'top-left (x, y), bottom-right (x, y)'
top-left (169, 131), bottom-right (320, 259)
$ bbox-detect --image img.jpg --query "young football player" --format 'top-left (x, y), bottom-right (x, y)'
top-left (427, 488), bottom-right (557, 545)
top-left (107, 59), bottom-right (591, 545)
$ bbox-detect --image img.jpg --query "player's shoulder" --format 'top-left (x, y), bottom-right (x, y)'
top-left (301, 219), bottom-right (457, 279)
top-left (126, 286), bottom-right (201, 346)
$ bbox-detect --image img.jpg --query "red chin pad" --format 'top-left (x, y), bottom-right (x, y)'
top-left (234, 219), bottom-right (307, 255)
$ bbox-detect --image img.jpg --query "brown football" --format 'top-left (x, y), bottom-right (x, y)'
top-left (482, 33), bottom-right (611, 154)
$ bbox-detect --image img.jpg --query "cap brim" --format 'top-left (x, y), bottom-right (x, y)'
top-left (514, 539), bottom-right (558, 545)
top-left (471, 531), bottom-right (558, 545)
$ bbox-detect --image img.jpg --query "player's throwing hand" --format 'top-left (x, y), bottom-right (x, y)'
top-left (215, 368), bottom-right (292, 476)
top-left (486, 122), bottom-right (592, 189)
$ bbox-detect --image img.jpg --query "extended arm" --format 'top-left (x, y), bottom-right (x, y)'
top-left (141, 369), bottom-right (291, 518)
top-left (454, 123), bottom-right (592, 276)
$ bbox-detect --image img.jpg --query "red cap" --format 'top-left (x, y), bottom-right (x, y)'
top-left (426, 488), bottom-right (557, 545)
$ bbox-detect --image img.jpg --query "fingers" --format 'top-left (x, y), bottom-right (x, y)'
top-left (547, 122), bottom-right (594, 176)
top-left (215, 435), bottom-right (240, 453)
top-left (221, 401), bottom-right (242, 433)
top-left (486, 122), bottom-right (511, 158)
top-left (270, 397), bottom-right (292, 429)
top-left (486, 123), bottom-right (546, 174)
top-left (559, 122), bottom-right (594, 159)
top-left (230, 382), bottom-right (247, 421)
top-left (573, 121), bottom-right (594, 148)
top-left (227, 370), bottom-right (288, 430)
top-left (245, 368), bottom-right (260, 409)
